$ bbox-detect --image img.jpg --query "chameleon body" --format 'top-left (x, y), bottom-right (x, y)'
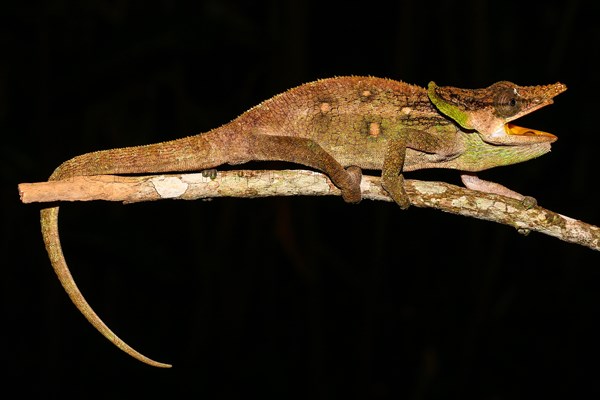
top-left (41, 76), bottom-right (566, 367)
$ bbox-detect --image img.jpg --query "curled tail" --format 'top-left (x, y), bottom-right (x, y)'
top-left (39, 128), bottom-right (246, 367)
top-left (38, 130), bottom-right (236, 367)
top-left (41, 206), bottom-right (172, 367)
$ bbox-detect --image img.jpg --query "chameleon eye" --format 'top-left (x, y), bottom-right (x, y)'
top-left (494, 87), bottom-right (520, 118)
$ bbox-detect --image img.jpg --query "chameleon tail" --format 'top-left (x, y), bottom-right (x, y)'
top-left (41, 205), bottom-right (172, 368)
top-left (39, 127), bottom-right (246, 366)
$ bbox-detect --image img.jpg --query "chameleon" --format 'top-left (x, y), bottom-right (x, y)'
top-left (40, 76), bottom-right (566, 367)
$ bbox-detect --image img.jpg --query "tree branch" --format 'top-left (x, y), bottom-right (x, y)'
top-left (18, 170), bottom-right (600, 251)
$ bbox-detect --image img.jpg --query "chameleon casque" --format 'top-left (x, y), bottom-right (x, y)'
top-left (41, 76), bottom-right (566, 367)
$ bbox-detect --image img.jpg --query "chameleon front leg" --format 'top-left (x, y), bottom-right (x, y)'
top-left (381, 128), bottom-right (462, 209)
top-left (381, 137), bottom-right (411, 209)
top-left (460, 173), bottom-right (537, 208)
top-left (246, 134), bottom-right (363, 203)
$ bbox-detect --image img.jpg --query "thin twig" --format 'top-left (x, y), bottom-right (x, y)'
top-left (18, 169), bottom-right (600, 251)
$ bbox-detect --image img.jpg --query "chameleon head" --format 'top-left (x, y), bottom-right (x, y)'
top-left (427, 80), bottom-right (567, 146)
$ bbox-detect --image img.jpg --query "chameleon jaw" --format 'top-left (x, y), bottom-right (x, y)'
top-left (488, 123), bottom-right (558, 145)
top-left (504, 123), bottom-right (557, 143)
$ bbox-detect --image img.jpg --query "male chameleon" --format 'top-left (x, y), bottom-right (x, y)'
top-left (40, 76), bottom-right (566, 367)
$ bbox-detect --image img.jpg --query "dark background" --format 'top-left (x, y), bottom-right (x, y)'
top-left (3, 1), bottom-right (599, 398)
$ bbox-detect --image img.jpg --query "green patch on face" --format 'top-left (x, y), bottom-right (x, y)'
top-left (427, 82), bottom-right (470, 129)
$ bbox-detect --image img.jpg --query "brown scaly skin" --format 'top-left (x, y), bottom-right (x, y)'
top-left (41, 76), bottom-right (566, 367)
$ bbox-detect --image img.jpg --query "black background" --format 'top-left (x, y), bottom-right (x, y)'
top-left (3, 1), bottom-right (599, 399)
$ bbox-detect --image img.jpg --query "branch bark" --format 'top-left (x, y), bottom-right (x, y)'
top-left (18, 170), bottom-right (600, 251)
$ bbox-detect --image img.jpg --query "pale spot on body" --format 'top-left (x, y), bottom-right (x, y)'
top-left (401, 107), bottom-right (412, 115)
top-left (359, 89), bottom-right (375, 102)
top-left (320, 102), bottom-right (331, 113)
top-left (369, 122), bottom-right (381, 137)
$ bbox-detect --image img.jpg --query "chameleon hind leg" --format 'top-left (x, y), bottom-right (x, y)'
top-left (245, 134), bottom-right (363, 203)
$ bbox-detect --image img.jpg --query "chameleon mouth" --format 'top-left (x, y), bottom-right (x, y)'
top-left (504, 123), bottom-right (557, 143)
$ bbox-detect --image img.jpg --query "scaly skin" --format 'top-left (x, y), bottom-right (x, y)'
top-left (41, 76), bottom-right (566, 367)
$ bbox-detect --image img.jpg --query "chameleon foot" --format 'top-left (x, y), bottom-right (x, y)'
top-left (382, 174), bottom-right (410, 209)
top-left (340, 166), bottom-right (363, 203)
